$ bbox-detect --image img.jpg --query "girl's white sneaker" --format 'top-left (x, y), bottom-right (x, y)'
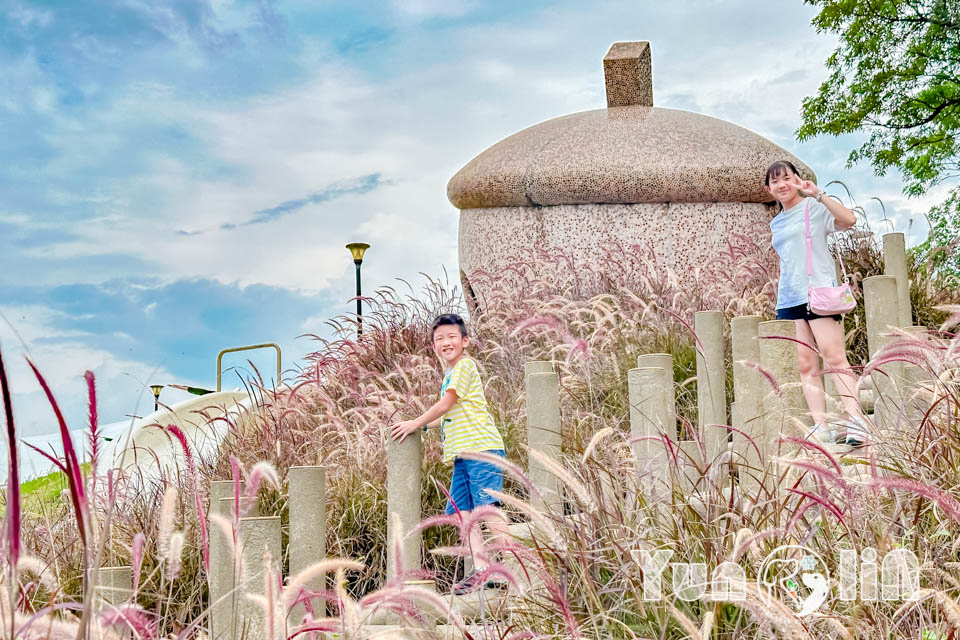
top-left (807, 423), bottom-right (835, 443)
top-left (834, 416), bottom-right (870, 448)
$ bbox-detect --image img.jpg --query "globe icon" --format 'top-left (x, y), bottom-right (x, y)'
top-left (757, 545), bottom-right (831, 616)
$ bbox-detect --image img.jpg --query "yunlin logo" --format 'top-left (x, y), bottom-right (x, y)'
top-left (633, 545), bottom-right (920, 615)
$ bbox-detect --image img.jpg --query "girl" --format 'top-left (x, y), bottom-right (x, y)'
top-left (765, 160), bottom-right (868, 447)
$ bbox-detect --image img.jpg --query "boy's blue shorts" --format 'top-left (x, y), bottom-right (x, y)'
top-left (445, 449), bottom-right (505, 515)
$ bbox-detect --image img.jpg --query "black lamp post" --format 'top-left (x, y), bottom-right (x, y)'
top-left (345, 243), bottom-right (370, 338)
top-left (150, 384), bottom-right (163, 412)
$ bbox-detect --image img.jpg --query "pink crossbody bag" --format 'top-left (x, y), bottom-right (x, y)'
top-left (805, 199), bottom-right (856, 315)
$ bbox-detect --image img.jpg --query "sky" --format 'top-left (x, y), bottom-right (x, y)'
top-left (0, 0), bottom-right (945, 441)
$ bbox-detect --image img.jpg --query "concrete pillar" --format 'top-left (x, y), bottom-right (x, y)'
top-left (93, 566), bottom-right (132, 608)
top-left (636, 353), bottom-right (676, 437)
top-left (731, 317), bottom-right (762, 422)
top-left (695, 311), bottom-right (727, 461)
top-left (865, 275), bottom-right (901, 358)
top-left (730, 316), bottom-right (764, 489)
top-left (220, 496), bottom-right (259, 518)
top-left (210, 485), bottom-right (253, 640)
top-left (901, 363), bottom-right (928, 425)
top-left (237, 516), bottom-right (282, 640)
top-left (525, 371), bottom-right (562, 512)
top-left (730, 401), bottom-right (761, 492)
top-left (864, 275), bottom-right (901, 429)
top-left (288, 466), bottom-right (326, 625)
top-left (524, 361), bottom-right (555, 376)
top-left (883, 232), bottom-right (912, 328)
top-left (900, 326), bottom-right (931, 425)
top-left (628, 367), bottom-right (672, 497)
top-left (208, 480), bottom-right (235, 640)
top-left (386, 433), bottom-right (422, 580)
top-left (216, 496), bottom-right (260, 640)
top-left (758, 321), bottom-right (807, 491)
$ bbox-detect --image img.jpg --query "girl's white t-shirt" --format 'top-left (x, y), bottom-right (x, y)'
top-left (770, 197), bottom-right (838, 309)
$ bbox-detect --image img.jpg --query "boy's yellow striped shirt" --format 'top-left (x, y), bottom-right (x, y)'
top-left (439, 356), bottom-right (504, 462)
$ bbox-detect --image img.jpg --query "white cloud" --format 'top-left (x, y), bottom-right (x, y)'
top-left (9, 0), bottom-right (953, 443)
top-left (6, 3), bottom-right (53, 30)
top-left (391, 0), bottom-right (478, 20)
top-left (16, 0), bottom-right (947, 297)
top-left (0, 305), bottom-right (177, 437)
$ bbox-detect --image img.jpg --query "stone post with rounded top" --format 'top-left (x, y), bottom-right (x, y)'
top-left (901, 326), bottom-right (933, 425)
top-left (525, 366), bottom-right (562, 512)
top-left (209, 483), bottom-right (255, 640)
top-left (236, 516), bottom-right (281, 640)
top-left (636, 353), bottom-right (676, 437)
top-left (637, 353), bottom-right (692, 487)
top-left (883, 232), bottom-right (912, 328)
top-left (629, 366), bottom-right (673, 499)
top-left (695, 311), bottom-right (727, 462)
top-left (288, 466), bottom-right (327, 625)
top-left (386, 433), bottom-right (422, 580)
top-left (215, 495), bottom-right (258, 640)
top-left (730, 316), bottom-right (764, 491)
top-left (524, 360), bottom-right (555, 377)
top-left (93, 566), bottom-right (132, 609)
top-left (208, 480), bottom-right (236, 640)
top-left (865, 275), bottom-right (902, 429)
top-left (758, 320), bottom-right (808, 492)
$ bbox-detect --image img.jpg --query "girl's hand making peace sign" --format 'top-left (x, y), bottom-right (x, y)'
top-left (791, 174), bottom-right (821, 199)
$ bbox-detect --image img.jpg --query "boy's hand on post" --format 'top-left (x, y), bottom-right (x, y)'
top-left (390, 420), bottom-right (420, 442)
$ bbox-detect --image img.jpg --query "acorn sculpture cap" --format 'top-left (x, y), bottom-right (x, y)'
top-left (447, 41), bottom-right (814, 209)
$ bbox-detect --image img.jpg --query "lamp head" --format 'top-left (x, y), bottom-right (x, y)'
top-left (150, 384), bottom-right (164, 399)
top-left (346, 242), bottom-right (370, 263)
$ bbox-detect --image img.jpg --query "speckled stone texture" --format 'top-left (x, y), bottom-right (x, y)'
top-left (448, 41), bottom-right (813, 308)
top-left (459, 201), bottom-right (777, 307)
top-left (604, 41), bottom-right (652, 107)
top-left (447, 106), bottom-right (815, 209)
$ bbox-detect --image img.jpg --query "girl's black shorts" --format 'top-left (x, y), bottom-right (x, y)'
top-left (776, 303), bottom-right (842, 322)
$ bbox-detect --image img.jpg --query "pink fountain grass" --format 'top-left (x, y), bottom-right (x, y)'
top-left (130, 533), bottom-right (145, 596)
top-left (163, 424), bottom-right (211, 574)
top-left (1, 347), bottom-right (21, 640)
top-left (84, 371), bottom-right (100, 500)
top-left (98, 604), bottom-right (158, 639)
top-left (1, 349), bottom-right (21, 570)
top-left (25, 360), bottom-right (88, 547)
top-left (8, 217), bottom-right (960, 637)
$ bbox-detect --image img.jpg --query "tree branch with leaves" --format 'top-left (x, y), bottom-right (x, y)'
top-left (799, 0), bottom-right (960, 278)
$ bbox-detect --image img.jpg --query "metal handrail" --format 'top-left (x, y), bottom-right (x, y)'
top-left (216, 343), bottom-right (282, 392)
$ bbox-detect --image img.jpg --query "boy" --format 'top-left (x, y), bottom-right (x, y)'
top-left (391, 313), bottom-right (510, 594)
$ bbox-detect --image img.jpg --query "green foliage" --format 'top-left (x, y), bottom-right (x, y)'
top-left (19, 469), bottom-right (69, 511)
top-left (5, 462), bottom-right (91, 516)
top-left (913, 186), bottom-right (960, 281)
top-left (799, 0), bottom-right (960, 196)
